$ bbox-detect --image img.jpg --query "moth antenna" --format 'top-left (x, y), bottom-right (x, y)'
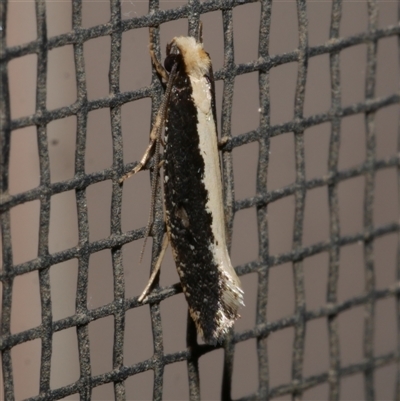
top-left (138, 124), bottom-right (161, 263)
top-left (138, 233), bottom-right (169, 302)
top-left (197, 21), bottom-right (203, 43)
top-left (139, 62), bottom-right (178, 263)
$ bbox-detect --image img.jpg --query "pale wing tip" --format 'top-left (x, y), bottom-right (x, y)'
top-left (208, 283), bottom-right (244, 345)
top-left (190, 283), bottom-right (244, 345)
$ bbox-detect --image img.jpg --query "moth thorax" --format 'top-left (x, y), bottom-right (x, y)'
top-left (172, 36), bottom-right (211, 78)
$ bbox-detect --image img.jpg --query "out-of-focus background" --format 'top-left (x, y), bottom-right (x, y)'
top-left (1, 0), bottom-right (399, 399)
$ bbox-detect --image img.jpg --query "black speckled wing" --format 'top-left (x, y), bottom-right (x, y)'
top-left (162, 39), bottom-right (243, 344)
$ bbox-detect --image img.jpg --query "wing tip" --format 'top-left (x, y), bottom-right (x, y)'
top-left (190, 278), bottom-right (244, 345)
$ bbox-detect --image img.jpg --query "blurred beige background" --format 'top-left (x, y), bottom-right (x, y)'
top-left (2, 0), bottom-right (399, 400)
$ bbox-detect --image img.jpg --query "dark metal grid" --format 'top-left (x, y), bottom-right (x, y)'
top-left (0, 0), bottom-right (399, 399)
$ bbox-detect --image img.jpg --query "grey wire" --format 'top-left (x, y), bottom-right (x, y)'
top-left (1, 0), bottom-right (400, 400)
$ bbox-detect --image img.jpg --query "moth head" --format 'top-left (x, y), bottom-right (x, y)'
top-left (165, 36), bottom-right (211, 78)
top-left (164, 40), bottom-right (183, 74)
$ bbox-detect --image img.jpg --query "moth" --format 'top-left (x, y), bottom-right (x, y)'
top-left (121, 27), bottom-right (244, 345)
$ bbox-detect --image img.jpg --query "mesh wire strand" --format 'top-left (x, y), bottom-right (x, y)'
top-left (1, 0), bottom-right (400, 400)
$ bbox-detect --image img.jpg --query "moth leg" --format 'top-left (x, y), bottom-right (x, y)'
top-left (218, 136), bottom-right (229, 149)
top-left (119, 105), bottom-right (164, 183)
top-left (149, 27), bottom-right (168, 81)
top-left (119, 142), bottom-right (154, 183)
top-left (138, 233), bottom-right (169, 302)
top-left (121, 26), bottom-right (170, 183)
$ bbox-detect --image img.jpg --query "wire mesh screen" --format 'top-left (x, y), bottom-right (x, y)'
top-left (1, 0), bottom-right (400, 399)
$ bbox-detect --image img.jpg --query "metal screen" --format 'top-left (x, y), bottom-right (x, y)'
top-left (1, 0), bottom-right (400, 400)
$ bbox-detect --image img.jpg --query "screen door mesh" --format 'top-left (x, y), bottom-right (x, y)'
top-left (1, 0), bottom-right (400, 400)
